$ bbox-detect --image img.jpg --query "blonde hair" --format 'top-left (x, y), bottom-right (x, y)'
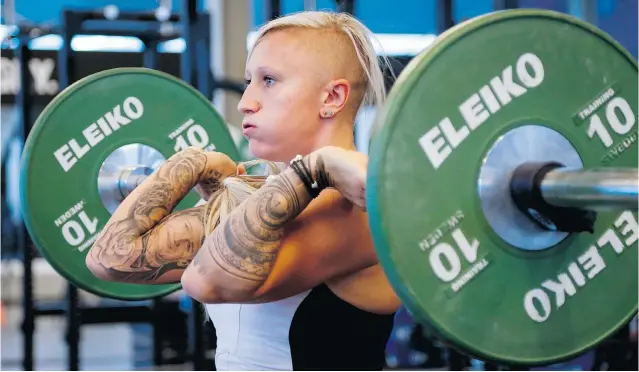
top-left (249, 10), bottom-right (393, 110)
top-left (200, 159), bottom-right (282, 321)
top-left (204, 159), bottom-right (283, 234)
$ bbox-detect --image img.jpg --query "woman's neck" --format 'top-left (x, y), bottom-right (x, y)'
top-left (277, 118), bottom-right (358, 165)
top-left (311, 117), bottom-right (357, 152)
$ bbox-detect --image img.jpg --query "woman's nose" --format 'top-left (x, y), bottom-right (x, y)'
top-left (238, 86), bottom-right (260, 114)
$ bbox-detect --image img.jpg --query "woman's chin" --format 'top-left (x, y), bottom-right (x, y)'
top-left (248, 142), bottom-right (281, 162)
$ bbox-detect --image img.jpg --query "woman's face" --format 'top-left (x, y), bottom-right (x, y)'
top-left (238, 29), bottom-right (329, 162)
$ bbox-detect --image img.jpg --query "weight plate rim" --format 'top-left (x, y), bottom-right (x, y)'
top-left (20, 68), bottom-right (181, 300)
top-left (19, 67), bottom-right (235, 301)
top-left (367, 8), bottom-right (638, 365)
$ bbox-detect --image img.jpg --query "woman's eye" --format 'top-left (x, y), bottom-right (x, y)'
top-left (264, 76), bottom-right (275, 87)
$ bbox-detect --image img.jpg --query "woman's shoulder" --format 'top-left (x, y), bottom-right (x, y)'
top-left (327, 264), bottom-right (402, 315)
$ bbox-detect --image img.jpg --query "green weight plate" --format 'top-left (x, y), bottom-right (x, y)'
top-left (20, 68), bottom-right (240, 301)
top-left (368, 9), bottom-right (638, 365)
top-left (238, 137), bottom-right (255, 161)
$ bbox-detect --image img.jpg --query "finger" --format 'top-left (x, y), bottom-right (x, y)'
top-left (237, 164), bottom-right (247, 175)
top-left (354, 200), bottom-right (366, 211)
top-left (347, 194), bottom-right (367, 211)
top-left (359, 187), bottom-right (366, 201)
top-left (358, 198), bottom-right (367, 211)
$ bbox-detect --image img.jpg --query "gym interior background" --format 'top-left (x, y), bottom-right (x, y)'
top-left (1, 0), bottom-right (637, 370)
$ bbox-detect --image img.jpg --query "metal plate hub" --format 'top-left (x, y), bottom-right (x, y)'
top-left (477, 125), bottom-right (583, 251)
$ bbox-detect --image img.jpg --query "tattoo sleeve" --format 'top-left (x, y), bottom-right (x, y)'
top-left (88, 148), bottom-right (219, 284)
top-left (191, 154), bottom-right (329, 293)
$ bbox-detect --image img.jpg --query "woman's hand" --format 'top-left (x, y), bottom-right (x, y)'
top-left (193, 150), bottom-right (241, 200)
top-left (312, 146), bottom-right (369, 210)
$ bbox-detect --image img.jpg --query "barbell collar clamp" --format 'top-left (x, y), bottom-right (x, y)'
top-left (510, 162), bottom-right (638, 233)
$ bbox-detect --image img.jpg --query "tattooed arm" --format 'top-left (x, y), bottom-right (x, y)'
top-left (181, 147), bottom-right (377, 303)
top-left (86, 147), bottom-right (236, 284)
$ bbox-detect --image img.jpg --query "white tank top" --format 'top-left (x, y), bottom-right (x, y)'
top-left (205, 290), bottom-right (310, 371)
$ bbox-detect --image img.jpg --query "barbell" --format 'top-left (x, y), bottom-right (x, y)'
top-left (19, 9), bottom-right (638, 367)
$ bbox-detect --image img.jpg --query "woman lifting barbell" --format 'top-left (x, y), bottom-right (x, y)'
top-left (86, 10), bottom-right (401, 371)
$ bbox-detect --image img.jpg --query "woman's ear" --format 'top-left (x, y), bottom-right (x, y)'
top-left (320, 79), bottom-right (350, 118)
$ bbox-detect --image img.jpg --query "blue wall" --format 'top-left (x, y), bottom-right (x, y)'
top-left (6, 0), bottom-right (638, 57)
top-left (13, 0), bottom-right (189, 24)
top-left (596, 0), bottom-right (638, 58)
top-left (251, 0), bottom-right (494, 34)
